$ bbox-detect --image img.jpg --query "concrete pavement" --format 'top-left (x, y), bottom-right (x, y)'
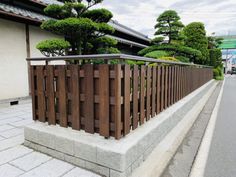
top-left (0, 101), bottom-right (100, 177)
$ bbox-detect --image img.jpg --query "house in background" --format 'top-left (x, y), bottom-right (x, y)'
top-left (0, 0), bottom-right (150, 102)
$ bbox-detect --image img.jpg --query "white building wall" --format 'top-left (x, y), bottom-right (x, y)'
top-left (0, 19), bottom-right (62, 101)
top-left (0, 19), bottom-right (28, 100)
top-left (29, 25), bottom-right (61, 58)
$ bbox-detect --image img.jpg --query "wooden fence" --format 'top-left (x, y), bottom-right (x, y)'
top-left (29, 56), bottom-right (213, 140)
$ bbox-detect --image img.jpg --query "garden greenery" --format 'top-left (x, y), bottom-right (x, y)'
top-left (37, 0), bottom-right (119, 56)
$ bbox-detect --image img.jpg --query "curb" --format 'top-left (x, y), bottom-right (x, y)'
top-left (189, 80), bottom-right (225, 177)
top-left (130, 81), bottom-right (218, 177)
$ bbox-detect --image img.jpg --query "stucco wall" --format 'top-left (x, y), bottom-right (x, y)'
top-left (0, 18), bottom-right (61, 101)
top-left (29, 25), bottom-right (62, 58)
top-left (0, 18), bottom-right (28, 100)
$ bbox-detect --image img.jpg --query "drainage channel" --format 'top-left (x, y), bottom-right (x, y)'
top-left (161, 81), bottom-right (223, 177)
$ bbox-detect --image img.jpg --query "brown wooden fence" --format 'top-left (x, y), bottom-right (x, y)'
top-left (29, 55), bottom-right (213, 140)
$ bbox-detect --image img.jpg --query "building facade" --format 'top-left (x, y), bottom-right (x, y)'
top-left (0, 0), bottom-right (150, 102)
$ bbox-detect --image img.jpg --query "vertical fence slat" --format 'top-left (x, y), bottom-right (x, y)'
top-left (58, 65), bottom-right (67, 127)
top-left (30, 66), bottom-right (36, 120)
top-left (140, 66), bottom-right (146, 124)
top-left (146, 66), bottom-right (151, 120)
top-left (114, 64), bottom-right (122, 139)
top-left (152, 66), bottom-right (157, 117)
top-left (84, 64), bottom-right (94, 133)
top-left (46, 65), bottom-right (56, 125)
top-left (176, 66), bottom-right (180, 101)
top-left (37, 66), bottom-right (46, 122)
top-left (161, 66), bottom-right (165, 111)
top-left (70, 65), bottom-right (80, 130)
top-left (132, 65), bottom-right (139, 129)
top-left (156, 66), bottom-right (161, 114)
top-left (168, 66), bottom-right (171, 107)
top-left (164, 66), bottom-right (168, 109)
top-left (98, 65), bottom-right (109, 137)
top-left (124, 65), bottom-right (131, 135)
top-left (171, 66), bottom-right (174, 105)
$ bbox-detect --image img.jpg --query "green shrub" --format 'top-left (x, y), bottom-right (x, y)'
top-left (175, 56), bottom-right (190, 63)
top-left (144, 50), bottom-right (169, 59)
top-left (138, 45), bottom-right (160, 56)
top-left (138, 44), bottom-right (200, 63)
top-left (36, 39), bottom-right (71, 57)
top-left (216, 66), bottom-right (223, 77)
top-left (213, 68), bottom-right (219, 78)
top-left (160, 57), bottom-right (179, 62)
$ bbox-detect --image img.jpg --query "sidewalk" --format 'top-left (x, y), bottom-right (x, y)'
top-left (203, 76), bottom-right (236, 177)
top-left (0, 101), bottom-right (100, 177)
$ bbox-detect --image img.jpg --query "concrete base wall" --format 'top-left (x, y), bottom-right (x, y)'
top-left (24, 80), bottom-right (215, 177)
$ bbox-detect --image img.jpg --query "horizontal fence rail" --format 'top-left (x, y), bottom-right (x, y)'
top-left (29, 55), bottom-right (213, 140)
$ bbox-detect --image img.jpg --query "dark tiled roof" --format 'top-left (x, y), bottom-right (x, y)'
top-left (30, 0), bottom-right (62, 5)
top-left (0, 1), bottom-right (151, 43)
top-left (0, 3), bottom-right (50, 22)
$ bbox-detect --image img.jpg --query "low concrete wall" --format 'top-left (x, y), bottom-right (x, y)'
top-left (24, 80), bottom-right (216, 177)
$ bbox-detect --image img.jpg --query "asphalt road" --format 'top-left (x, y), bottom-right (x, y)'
top-left (204, 76), bottom-right (236, 177)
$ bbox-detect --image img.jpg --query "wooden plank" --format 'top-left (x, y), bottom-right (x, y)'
top-left (174, 66), bottom-right (177, 103)
top-left (171, 66), bottom-right (174, 105)
top-left (46, 65), bottom-right (56, 125)
top-left (146, 66), bottom-right (151, 120)
top-left (58, 65), bottom-right (67, 127)
top-left (168, 66), bottom-right (171, 107)
top-left (30, 66), bottom-right (36, 120)
top-left (180, 67), bottom-right (183, 99)
top-left (69, 65), bottom-right (80, 130)
top-left (176, 66), bottom-right (179, 101)
top-left (124, 65), bottom-right (131, 135)
top-left (161, 66), bottom-right (165, 111)
top-left (114, 65), bottom-right (122, 139)
top-left (152, 66), bottom-right (157, 117)
top-left (140, 65), bottom-right (146, 124)
top-left (156, 66), bottom-right (161, 114)
top-left (164, 66), bottom-right (168, 109)
top-left (132, 65), bottom-right (139, 130)
top-left (98, 65), bottom-right (110, 137)
top-left (36, 66), bottom-right (46, 122)
top-left (84, 64), bottom-right (94, 134)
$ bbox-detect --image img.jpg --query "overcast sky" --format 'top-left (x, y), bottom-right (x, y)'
top-left (97, 0), bottom-right (236, 38)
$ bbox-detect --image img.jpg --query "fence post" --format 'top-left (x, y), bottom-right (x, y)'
top-left (114, 64), bottom-right (122, 139)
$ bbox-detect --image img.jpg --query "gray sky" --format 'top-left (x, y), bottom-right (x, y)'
top-left (97, 0), bottom-right (236, 38)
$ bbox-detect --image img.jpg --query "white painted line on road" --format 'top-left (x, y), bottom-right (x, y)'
top-left (189, 80), bottom-right (225, 177)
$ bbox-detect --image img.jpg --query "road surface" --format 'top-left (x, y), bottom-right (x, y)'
top-left (204, 76), bottom-right (236, 177)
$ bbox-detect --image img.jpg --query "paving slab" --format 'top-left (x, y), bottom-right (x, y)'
top-left (0, 124), bottom-right (15, 132)
top-left (0, 145), bottom-right (33, 165)
top-left (0, 101), bottom-right (101, 177)
top-left (19, 159), bottom-right (74, 177)
top-left (10, 152), bottom-right (52, 171)
top-left (0, 164), bottom-right (24, 177)
top-left (0, 135), bottom-right (24, 151)
top-left (0, 128), bottom-right (24, 138)
top-left (62, 167), bottom-right (101, 177)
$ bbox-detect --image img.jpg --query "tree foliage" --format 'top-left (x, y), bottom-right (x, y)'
top-left (155, 10), bottom-right (184, 44)
top-left (138, 44), bottom-right (201, 62)
top-left (144, 50), bottom-right (169, 59)
top-left (36, 39), bottom-right (70, 57)
top-left (38, 0), bottom-right (119, 56)
top-left (208, 36), bottom-right (223, 49)
top-left (183, 22), bottom-right (209, 64)
top-left (209, 48), bottom-right (222, 67)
